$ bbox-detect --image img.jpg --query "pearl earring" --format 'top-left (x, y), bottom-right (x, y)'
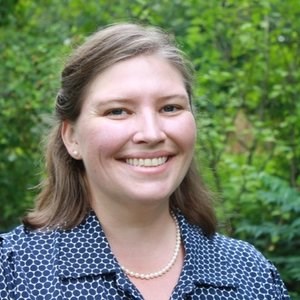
top-left (72, 150), bottom-right (79, 157)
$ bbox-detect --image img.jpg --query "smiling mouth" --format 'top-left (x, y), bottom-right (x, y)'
top-left (125, 156), bottom-right (168, 167)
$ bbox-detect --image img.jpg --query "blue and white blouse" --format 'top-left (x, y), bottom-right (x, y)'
top-left (0, 211), bottom-right (290, 299)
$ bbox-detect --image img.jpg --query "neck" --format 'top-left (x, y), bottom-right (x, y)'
top-left (91, 195), bottom-right (171, 229)
top-left (120, 211), bottom-right (181, 280)
top-left (91, 201), bottom-right (178, 276)
top-left (97, 207), bottom-right (173, 246)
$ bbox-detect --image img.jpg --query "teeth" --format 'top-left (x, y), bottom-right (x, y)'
top-left (126, 157), bottom-right (168, 167)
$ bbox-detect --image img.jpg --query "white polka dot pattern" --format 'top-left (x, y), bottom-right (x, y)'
top-left (0, 211), bottom-right (290, 299)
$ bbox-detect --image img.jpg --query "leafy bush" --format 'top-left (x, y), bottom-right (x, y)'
top-left (232, 173), bottom-right (300, 294)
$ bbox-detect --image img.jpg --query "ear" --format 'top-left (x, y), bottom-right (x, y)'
top-left (61, 120), bottom-right (81, 160)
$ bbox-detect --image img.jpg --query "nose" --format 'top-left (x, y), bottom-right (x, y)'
top-left (132, 111), bottom-right (166, 144)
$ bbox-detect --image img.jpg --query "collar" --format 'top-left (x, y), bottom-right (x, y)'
top-left (56, 210), bottom-right (239, 290)
top-left (56, 211), bottom-right (120, 279)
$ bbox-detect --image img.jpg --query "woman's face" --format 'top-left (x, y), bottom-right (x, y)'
top-left (62, 55), bottom-right (196, 208)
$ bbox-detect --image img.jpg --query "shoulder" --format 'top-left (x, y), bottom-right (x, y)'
top-left (0, 226), bottom-right (25, 252)
top-left (0, 225), bottom-right (59, 259)
top-left (0, 225), bottom-right (60, 283)
top-left (178, 216), bottom-right (290, 298)
top-left (213, 233), bottom-right (265, 258)
top-left (179, 214), bottom-right (275, 274)
top-left (185, 223), bottom-right (286, 285)
top-left (193, 224), bottom-right (272, 269)
top-left (213, 233), bottom-right (271, 268)
top-left (0, 225), bottom-right (64, 298)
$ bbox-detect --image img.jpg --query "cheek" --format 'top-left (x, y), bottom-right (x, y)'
top-left (170, 114), bottom-right (197, 149)
top-left (78, 123), bottom-right (127, 157)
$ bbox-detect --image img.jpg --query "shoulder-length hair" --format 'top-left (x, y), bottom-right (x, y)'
top-left (23, 23), bottom-right (217, 236)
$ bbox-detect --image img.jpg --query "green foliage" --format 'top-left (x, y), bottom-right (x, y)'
top-left (233, 173), bottom-right (300, 294)
top-left (1, 0), bottom-right (299, 296)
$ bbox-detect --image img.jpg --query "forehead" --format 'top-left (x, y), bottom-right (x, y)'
top-left (85, 55), bottom-right (187, 101)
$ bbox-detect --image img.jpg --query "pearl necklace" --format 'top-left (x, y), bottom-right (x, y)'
top-left (120, 211), bottom-right (181, 280)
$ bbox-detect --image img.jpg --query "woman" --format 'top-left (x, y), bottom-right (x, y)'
top-left (0, 23), bottom-right (290, 299)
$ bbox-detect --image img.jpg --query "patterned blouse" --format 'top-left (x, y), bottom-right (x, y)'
top-left (0, 211), bottom-right (290, 299)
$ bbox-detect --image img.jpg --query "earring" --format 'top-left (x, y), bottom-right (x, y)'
top-left (72, 150), bottom-right (79, 158)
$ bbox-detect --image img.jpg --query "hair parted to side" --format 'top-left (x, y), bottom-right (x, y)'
top-left (23, 23), bottom-right (217, 236)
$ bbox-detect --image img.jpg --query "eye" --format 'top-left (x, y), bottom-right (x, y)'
top-left (108, 108), bottom-right (126, 115)
top-left (161, 104), bottom-right (181, 113)
top-left (104, 108), bottom-right (131, 119)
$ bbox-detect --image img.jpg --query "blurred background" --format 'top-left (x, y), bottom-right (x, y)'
top-left (0, 0), bottom-right (299, 296)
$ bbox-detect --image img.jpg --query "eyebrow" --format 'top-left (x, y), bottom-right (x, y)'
top-left (93, 98), bottom-right (133, 109)
top-left (93, 93), bottom-right (189, 108)
top-left (158, 94), bottom-right (189, 102)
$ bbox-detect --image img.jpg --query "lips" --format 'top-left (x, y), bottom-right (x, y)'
top-left (125, 156), bottom-right (168, 167)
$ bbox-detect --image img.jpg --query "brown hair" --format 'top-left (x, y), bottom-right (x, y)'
top-left (23, 23), bottom-right (217, 236)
